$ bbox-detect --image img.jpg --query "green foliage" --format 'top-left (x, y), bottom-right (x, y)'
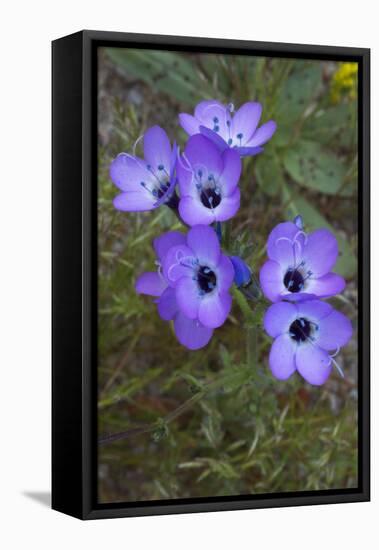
top-left (97, 49), bottom-right (358, 504)
top-left (283, 140), bottom-right (347, 195)
top-left (255, 152), bottom-right (284, 197)
top-left (105, 48), bottom-right (213, 105)
top-left (275, 63), bottom-right (323, 143)
top-left (302, 103), bottom-right (357, 147)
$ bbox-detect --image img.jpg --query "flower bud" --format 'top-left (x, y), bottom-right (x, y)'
top-left (230, 256), bottom-right (252, 288)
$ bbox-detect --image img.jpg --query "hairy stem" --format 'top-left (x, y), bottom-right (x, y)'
top-left (231, 286), bottom-right (262, 371)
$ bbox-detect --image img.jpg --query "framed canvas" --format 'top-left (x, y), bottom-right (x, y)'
top-left (52, 30), bottom-right (370, 520)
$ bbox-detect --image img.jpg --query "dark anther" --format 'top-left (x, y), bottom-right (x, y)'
top-left (197, 266), bottom-right (217, 293)
top-left (283, 269), bottom-right (304, 293)
top-left (200, 188), bottom-right (221, 209)
top-left (289, 318), bottom-right (311, 342)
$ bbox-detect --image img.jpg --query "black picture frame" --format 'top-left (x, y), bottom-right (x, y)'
top-left (52, 30), bottom-right (370, 520)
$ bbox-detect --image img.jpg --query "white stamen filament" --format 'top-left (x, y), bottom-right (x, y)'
top-left (329, 356), bottom-right (345, 378)
top-left (275, 231), bottom-right (308, 273)
top-left (132, 134), bottom-right (144, 156)
top-left (302, 333), bottom-right (345, 379)
top-left (177, 150), bottom-right (193, 173)
top-left (167, 251), bottom-right (197, 282)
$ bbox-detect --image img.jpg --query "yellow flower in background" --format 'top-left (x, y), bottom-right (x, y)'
top-left (330, 62), bottom-right (358, 104)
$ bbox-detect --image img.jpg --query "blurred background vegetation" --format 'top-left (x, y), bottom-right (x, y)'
top-left (97, 48), bottom-right (358, 503)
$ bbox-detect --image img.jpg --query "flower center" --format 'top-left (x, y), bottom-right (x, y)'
top-left (289, 318), bottom-right (311, 342)
top-left (156, 182), bottom-right (170, 198)
top-left (283, 268), bottom-right (305, 293)
top-left (200, 187), bottom-right (221, 209)
top-left (197, 265), bottom-right (217, 294)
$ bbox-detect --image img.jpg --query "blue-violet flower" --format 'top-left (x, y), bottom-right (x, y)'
top-left (179, 99), bottom-right (276, 157)
top-left (161, 225), bottom-right (234, 329)
top-left (110, 126), bottom-right (178, 212)
top-left (259, 221), bottom-right (346, 302)
top-left (177, 134), bottom-right (241, 226)
top-left (135, 230), bottom-right (214, 350)
top-left (264, 300), bottom-right (352, 385)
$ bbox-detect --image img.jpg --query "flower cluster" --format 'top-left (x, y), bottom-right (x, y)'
top-left (260, 217), bottom-right (352, 385)
top-left (110, 98), bottom-right (352, 386)
top-left (110, 99), bottom-right (275, 350)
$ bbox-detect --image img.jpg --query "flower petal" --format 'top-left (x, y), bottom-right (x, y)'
top-left (232, 102), bottom-right (262, 144)
top-left (113, 191), bottom-right (155, 212)
top-left (306, 272), bottom-right (346, 298)
top-left (264, 302), bottom-right (297, 338)
top-left (267, 221), bottom-right (306, 267)
top-left (153, 231), bottom-right (186, 262)
top-left (194, 100), bottom-right (230, 141)
top-left (219, 148), bottom-right (242, 195)
top-left (187, 225), bottom-right (221, 266)
top-left (178, 196), bottom-right (215, 226)
top-left (184, 134), bottom-right (223, 181)
top-left (195, 99), bottom-right (226, 122)
top-left (170, 141), bottom-right (178, 176)
top-left (177, 155), bottom-right (197, 198)
top-left (295, 300), bottom-right (333, 322)
top-left (295, 343), bottom-right (332, 386)
top-left (303, 229), bottom-right (339, 277)
top-left (157, 287), bottom-right (177, 320)
top-left (198, 291), bottom-right (232, 328)
top-left (135, 272), bottom-right (166, 296)
top-left (259, 260), bottom-right (285, 302)
top-left (246, 120), bottom-right (277, 147)
top-left (199, 126), bottom-right (229, 152)
top-left (237, 146), bottom-right (264, 157)
top-left (269, 334), bottom-right (296, 380)
top-left (175, 276), bottom-right (200, 320)
top-left (174, 313), bottom-right (213, 350)
top-left (214, 188), bottom-right (240, 222)
top-left (316, 310), bottom-right (353, 351)
top-left (143, 126), bottom-right (172, 173)
top-left (110, 153), bottom-right (152, 192)
top-left (178, 113), bottom-right (200, 136)
top-left (281, 291), bottom-right (318, 302)
top-left (216, 254), bottom-right (235, 292)
top-left (162, 244), bottom-right (196, 286)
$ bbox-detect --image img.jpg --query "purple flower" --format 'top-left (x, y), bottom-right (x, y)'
top-left (161, 225), bottom-right (234, 329)
top-left (179, 100), bottom-right (276, 157)
top-left (264, 300), bottom-right (352, 385)
top-left (110, 126), bottom-right (178, 212)
top-left (260, 221), bottom-right (346, 302)
top-left (135, 230), bottom-right (214, 350)
top-left (177, 134), bottom-right (241, 226)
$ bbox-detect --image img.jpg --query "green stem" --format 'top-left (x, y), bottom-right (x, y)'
top-left (231, 286), bottom-right (256, 325)
top-left (231, 287), bottom-right (261, 371)
top-left (247, 325), bottom-right (258, 371)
